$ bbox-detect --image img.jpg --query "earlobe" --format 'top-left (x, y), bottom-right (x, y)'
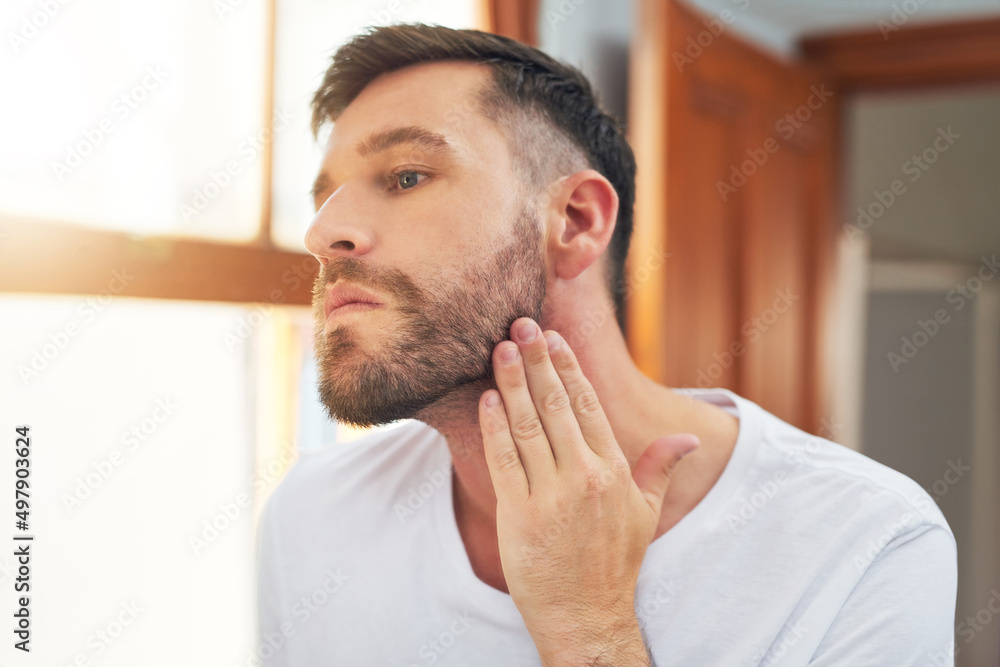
top-left (548, 170), bottom-right (619, 281)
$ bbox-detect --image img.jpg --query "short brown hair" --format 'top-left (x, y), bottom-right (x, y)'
top-left (311, 23), bottom-right (636, 330)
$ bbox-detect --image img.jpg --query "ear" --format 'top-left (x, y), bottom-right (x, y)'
top-left (545, 169), bottom-right (619, 281)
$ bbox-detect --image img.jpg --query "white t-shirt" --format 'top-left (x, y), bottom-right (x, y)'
top-left (254, 387), bottom-right (957, 666)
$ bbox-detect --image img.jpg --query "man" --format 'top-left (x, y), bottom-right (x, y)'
top-left (255, 23), bottom-right (956, 666)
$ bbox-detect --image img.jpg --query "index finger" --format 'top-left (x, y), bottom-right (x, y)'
top-left (542, 330), bottom-right (622, 462)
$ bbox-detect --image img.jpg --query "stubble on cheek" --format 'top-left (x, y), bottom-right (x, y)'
top-left (309, 209), bottom-right (546, 426)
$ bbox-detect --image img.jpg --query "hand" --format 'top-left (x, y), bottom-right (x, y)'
top-left (477, 317), bottom-right (700, 664)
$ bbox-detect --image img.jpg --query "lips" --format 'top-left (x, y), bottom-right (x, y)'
top-left (324, 282), bottom-right (384, 319)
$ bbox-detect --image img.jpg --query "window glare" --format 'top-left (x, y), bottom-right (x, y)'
top-left (269, 0), bottom-right (483, 252)
top-left (0, 0), bottom-right (266, 241)
top-left (0, 295), bottom-right (260, 665)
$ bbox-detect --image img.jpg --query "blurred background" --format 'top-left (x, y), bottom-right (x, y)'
top-left (1, 0), bottom-right (997, 664)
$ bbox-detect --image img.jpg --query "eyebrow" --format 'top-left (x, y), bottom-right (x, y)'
top-left (310, 125), bottom-right (457, 200)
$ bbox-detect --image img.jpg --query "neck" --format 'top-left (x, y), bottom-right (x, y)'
top-left (412, 304), bottom-right (731, 535)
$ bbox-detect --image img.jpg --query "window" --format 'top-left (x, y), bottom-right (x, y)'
top-left (1, 0), bottom-right (268, 241)
top-left (2, 2), bottom-right (484, 663)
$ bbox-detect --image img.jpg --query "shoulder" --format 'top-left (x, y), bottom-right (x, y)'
top-left (685, 387), bottom-right (953, 553)
top-left (753, 399), bottom-right (949, 533)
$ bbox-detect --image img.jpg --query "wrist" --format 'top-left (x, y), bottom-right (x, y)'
top-left (536, 612), bottom-right (650, 667)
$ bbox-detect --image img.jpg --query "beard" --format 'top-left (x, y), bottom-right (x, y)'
top-left (312, 207), bottom-right (547, 428)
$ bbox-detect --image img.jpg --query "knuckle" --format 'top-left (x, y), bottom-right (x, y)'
top-left (501, 367), bottom-right (528, 390)
top-left (581, 464), bottom-right (609, 496)
top-left (573, 389), bottom-right (602, 415)
top-left (551, 346), bottom-right (576, 371)
top-left (493, 447), bottom-right (522, 472)
top-left (550, 500), bottom-right (577, 527)
top-left (540, 388), bottom-right (571, 417)
top-left (607, 455), bottom-right (631, 479)
top-left (483, 415), bottom-right (508, 435)
top-left (511, 416), bottom-right (545, 441)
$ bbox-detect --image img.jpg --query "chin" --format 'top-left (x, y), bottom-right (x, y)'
top-left (317, 355), bottom-right (493, 429)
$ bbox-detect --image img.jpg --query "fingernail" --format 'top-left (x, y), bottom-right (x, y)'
top-left (544, 332), bottom-right (562, 351)
top-left (518, 320), bottom-right (537, 342)
top-left (485, 392), bottom-right (500, 407)
top-left (500, 346), bottom-right (519, 364)
top-left (681, 436), bottom-right (701, 458)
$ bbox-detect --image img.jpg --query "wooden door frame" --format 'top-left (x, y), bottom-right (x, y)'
top-left (628, 0), bottom-right (841, 433)
top-left (627, 2), bottom-right (1000, 436)
top-left (802, 14), bottom-right (1000, 440)
top-left (484, 0), bottom-right (540, 46)
top-left (800, 17), bottom-right (1000, 91)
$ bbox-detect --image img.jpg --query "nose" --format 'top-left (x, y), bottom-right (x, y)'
top-left (304, 186), bottom-right (375, 265)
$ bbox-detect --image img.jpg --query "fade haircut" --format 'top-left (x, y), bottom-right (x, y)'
top-left (311, 23), bottom-right (637, 330)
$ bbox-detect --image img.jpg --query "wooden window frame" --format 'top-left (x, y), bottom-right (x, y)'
top-left (1, 0), bottom-right (519, 306)
top-left (0, 0), bottom-right (322, 306)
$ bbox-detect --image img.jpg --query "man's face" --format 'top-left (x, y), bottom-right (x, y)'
top-left (305, 61), bottom-right (548, 428)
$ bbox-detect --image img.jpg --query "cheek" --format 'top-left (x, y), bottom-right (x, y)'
top-left (385, 182), bottom-right (514, 279)
top-left (447, 174), bottom-right (515, 230)
top-left (406, 246), bottom-right (489, 301)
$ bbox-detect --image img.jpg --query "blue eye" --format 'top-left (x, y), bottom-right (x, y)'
top-left (391, 170), bottom-right (426, 191)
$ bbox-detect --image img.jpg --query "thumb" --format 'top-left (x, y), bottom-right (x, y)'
top-left (631, 433), bottom-right (700, 518)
